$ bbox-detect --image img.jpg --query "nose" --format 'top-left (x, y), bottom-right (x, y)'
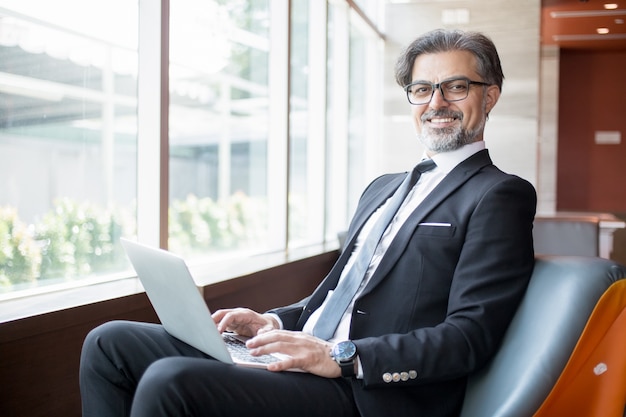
top-left (429, 86), bottom-right (449, 109)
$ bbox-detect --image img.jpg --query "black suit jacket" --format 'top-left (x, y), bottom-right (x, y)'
top-left (270, 149), bottom-right (537, 417)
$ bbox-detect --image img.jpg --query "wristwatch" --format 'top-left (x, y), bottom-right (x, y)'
top-left (330, 340), bottom-right (358, 378)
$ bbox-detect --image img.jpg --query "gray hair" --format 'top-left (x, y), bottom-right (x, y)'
top-left (394, 29), bottom-right (504, 91)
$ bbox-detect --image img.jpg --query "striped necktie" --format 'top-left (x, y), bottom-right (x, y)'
top-left (312, 159), bottom-right (436, 340)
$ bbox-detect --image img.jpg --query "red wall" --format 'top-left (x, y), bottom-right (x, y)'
top-left (557, 50), bottom-right (626, 213)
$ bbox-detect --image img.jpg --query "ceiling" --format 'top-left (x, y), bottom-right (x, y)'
top-left (542, 0), bottom-right (626, 50)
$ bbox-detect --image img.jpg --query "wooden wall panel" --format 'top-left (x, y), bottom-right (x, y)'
top-left (557, 50), bottom-right (626, 212)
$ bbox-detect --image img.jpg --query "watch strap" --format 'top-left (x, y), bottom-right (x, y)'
top-left (338, 359), bottom-right (356, 378)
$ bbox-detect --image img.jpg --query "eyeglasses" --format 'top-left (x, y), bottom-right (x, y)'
top-left (404, 78), bottom-right (490, 105)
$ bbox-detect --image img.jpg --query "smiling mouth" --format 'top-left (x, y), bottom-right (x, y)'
top-left (428, 117), bottom-right (458, 124)
top-left (422, 110), bottom-right (463, 125)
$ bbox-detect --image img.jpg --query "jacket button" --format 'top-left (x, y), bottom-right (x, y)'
top-left (400, 372), bottom-right (409, 381)
top-left (409, 370), bottom-right (418, 379)
top-left (382, 373), bottom-right (393, 383)
top-left (392, 373), bottom-right (401, 382)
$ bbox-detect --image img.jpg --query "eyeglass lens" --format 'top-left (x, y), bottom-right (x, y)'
top-left (406, 79), bottom-right (470, 105)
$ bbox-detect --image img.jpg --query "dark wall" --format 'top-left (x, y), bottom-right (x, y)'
top-left (0, 251), bottom-right (338, 417)
top-left (557, 49), bottom-right (626, 212)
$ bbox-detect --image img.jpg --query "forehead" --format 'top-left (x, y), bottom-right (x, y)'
top-left (410, 50), bottom-right (480, 83)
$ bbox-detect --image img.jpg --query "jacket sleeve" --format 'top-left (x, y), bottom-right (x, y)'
top-left (266, 298), bottom-right (309, 330)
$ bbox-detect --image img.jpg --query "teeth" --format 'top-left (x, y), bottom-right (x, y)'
top-left (430, 117), bottom-right (455, 123)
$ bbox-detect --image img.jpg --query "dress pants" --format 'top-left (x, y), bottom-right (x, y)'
top-left (79, 321), bottom-right (358, 417)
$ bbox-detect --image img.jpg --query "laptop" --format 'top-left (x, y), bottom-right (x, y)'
top-left (120, 238), bottom-right (296, 370)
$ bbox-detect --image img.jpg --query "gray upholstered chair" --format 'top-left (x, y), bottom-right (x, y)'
top-left (533, 216), bottom-right (600, 257)
top-left (460, 255), bottom-right (626, 417)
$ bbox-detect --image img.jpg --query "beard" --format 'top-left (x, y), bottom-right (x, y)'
top-left (417, 109), bottom-right (484, 153)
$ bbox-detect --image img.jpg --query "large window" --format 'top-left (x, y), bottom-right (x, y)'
top-left (168, 0), bottom-right (277, 258)
top-left (0, 1), bottom-right (139, 295)
top-left (0, 0), bottom-right (383, 301)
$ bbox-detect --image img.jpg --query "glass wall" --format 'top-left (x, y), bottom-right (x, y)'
top-left (0, 0), bottom-right (383, 299)
top-left (168, 0), bottom-right (276, 258)
top-left (0, 0), bottom-right (138, 294)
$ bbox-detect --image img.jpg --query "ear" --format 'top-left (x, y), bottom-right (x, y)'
top-left (484, 85), bottom-right (500, 115)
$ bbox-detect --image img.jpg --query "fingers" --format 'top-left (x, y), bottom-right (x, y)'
top-left (212, 308), bottom-right (233, 333)
top-left (266, 356), bottom-right (299, 373)
top-left (212, 308), bottom-right (278, 337)
top-left (211, 309), bottom-right (230, 325)
top-left (246, 331), bottom-right (339, 377)
top-left (213, 308), bottom-right (257, 334)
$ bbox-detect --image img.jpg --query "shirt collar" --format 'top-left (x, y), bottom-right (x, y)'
top-left (425, 141), bottom-right (486, 174)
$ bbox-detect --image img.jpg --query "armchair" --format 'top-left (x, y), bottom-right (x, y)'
top-left (460, 255), bottom-right (626, 417)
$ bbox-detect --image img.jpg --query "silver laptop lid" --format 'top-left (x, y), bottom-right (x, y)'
top-left (120, 238), bottom-right (233, 364)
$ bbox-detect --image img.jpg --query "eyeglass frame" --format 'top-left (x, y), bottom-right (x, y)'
top-left (403, 77), bottom-right (491, 105)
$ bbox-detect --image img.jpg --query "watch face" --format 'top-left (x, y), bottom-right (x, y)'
top-left (333, 341), bottom-right (357, 361)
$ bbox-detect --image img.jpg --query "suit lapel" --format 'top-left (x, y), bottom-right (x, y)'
top-left (361, 149), bottom-right (493, 294)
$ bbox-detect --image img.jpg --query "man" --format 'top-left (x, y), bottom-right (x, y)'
top-left (80, 29), bottom-right (536, 417)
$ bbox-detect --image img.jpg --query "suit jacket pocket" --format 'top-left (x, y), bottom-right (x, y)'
top-left (414, 223), bottom-right (455, 237)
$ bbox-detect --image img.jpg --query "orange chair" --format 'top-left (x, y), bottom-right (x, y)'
top-left (533, 279), bottom-right (626, 416)
top-left (460, 255), bottom-right (626, 417)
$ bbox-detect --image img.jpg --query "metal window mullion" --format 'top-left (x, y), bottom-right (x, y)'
top-left (137, 0), bottom-right (169, 248)
top-left (306, 0), bottom-right (328, 244)
top-left (363, 26), bottom-right (384, 185)
top-left (328, 2), bottom-right (350, 236)
top-left (267, 0), bottom-right (290, 251)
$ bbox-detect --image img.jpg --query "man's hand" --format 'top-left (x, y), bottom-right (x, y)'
top-left (213, 308), bottom-right (342, 378)
top-left (246, 330), bottom-right (340, 378)
top-left (212, 308), bottom-right (279, 337)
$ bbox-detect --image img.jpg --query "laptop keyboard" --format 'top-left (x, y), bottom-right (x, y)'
top-left (223, 333), bottom-right (281, 365)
